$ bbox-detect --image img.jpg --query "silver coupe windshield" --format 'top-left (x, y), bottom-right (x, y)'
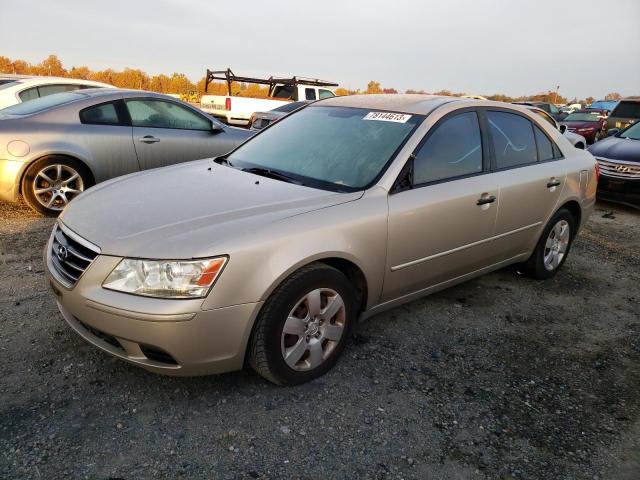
top-left (227, 106), bottom-right (423, 191)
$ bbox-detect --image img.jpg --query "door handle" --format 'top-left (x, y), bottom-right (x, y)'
top-left (476, 195), bottom-right (496, 206)
top-left (547, 180), bottom-right (561, 188)
top-left (138, 135), bottom-right (160, 144)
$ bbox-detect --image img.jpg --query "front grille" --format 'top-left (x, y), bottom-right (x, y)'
top-left (596, 158), bottom-right (640, 180)
top-left (50, 225), bottom-right (100, 287)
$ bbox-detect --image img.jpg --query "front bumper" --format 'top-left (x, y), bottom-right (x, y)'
top-left (597, 175), bottom-right (640, 207)
top-left (45, 232), bottom-right (262, 376)
top-left (0, 158), bottom-right (25, 202)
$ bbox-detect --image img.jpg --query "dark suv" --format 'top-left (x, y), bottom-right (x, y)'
top-left (605, 98), bottom-right (640, 132)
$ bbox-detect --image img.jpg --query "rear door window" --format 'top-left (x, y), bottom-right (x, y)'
top-left (487, 111), bottom-right (537, 169)
top-left (413, 111), bottom-right (483, 185)
top-left (305, 88), bottom-right (317, 100)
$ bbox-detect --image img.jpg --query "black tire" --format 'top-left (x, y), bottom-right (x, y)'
top-left (249, 263), bottom-right (356, 386)
top-left (521, 208), bottom-right (576, 280)
top-left (21, 156), bottom-right (93, 216)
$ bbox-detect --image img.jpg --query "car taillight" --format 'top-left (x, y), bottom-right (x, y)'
top-left (225, 97), bottom-right (231, 110)
top-left (594, 162), bottom-right (600, 182)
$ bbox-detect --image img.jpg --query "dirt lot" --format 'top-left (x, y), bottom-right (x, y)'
top-left (1, 198), bottom-right (638, 480)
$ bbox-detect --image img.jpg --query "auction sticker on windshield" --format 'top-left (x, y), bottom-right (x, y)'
top-left (363, 112), bottom-right (412, 123)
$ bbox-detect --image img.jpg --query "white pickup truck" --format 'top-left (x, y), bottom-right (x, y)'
top-left (200, 68), bottom-right (338, 127)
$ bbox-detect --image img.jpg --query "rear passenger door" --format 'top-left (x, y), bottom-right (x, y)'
top-left (483, 109), bottom-right (567, 259)
top-left (125, 98), bottom-right (217, 170)
top-left (383, 109), bottom-right (499, 301)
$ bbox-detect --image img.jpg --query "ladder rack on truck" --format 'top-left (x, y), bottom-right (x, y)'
top-left (204, 68), bottom-right (338, 96)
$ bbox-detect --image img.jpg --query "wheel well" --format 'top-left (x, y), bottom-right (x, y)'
top-left (317, 258), bottom-right (368, 315)
top-left (559, 200), bottom-right (581, 228)
top-left (575, 142), bottom-right (585, 149)
top-left (18, 154), bottom-right (96, 194)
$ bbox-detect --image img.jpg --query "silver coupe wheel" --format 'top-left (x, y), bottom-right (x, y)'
top-left (281, 288), bottom-right (346, 371)
top-left (32, 164), bottom-right (84, 211)
top-left (543, 219), bottom-right (570, 271)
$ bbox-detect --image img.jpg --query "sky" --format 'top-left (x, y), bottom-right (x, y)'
top-left (2, 0), bottom-right (639, 100)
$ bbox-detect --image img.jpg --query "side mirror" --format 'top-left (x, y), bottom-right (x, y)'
top-left (211, 121), bottom-right (223, 134)
top-left (559, 125), bottom-right (567, 133)
top-left (607, 128), bottom-right (620, 137)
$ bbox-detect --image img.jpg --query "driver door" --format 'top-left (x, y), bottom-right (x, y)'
top-left (383, 110), bottom-right (500, 301)
top-left (125, 98), bottom-right (218, 170)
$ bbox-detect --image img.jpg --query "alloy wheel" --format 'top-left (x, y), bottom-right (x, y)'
top-left (543, 220), bottom-right (570, 271)
top-left (280, 288), bottom-right (346, 371)
top-left (32, 164), bottom-right (84, 211)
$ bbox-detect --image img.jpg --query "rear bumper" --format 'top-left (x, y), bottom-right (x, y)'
top-left (0, 158), bottom-right (24, 202)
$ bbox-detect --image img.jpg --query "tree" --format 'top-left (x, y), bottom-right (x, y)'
top-left (604, 92), bottom-right (622, 101)
top-left (335, 87), bottom-right (350, 96)
top-left (382, 88), bottom-right (398, 94)
top-left (35, 54), bottom-right (66, 76)
top-left (365, 81), bottom-right (382, 94)
top-left (68, 66), bottom-right (91, 79)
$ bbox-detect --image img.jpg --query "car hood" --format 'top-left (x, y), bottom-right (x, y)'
top-left (60, 159), bottom-right (363, 258)
top-left (588, 136), bottom-right (640, 163)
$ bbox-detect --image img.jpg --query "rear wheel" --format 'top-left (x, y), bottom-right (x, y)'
top-left (521, 208), bottom-right (576, 280)
top-left (249, 263), bottom-right (356, 385)
top-left (21, 156), bottom-right (92, 216)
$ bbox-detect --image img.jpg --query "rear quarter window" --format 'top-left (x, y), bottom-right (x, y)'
top-left (80, 102), bottom-right (120, 125)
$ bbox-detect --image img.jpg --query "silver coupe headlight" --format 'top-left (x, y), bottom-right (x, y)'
top-left (102, 257), bottom-right (227, 298)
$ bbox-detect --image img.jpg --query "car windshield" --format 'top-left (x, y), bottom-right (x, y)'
top-left (227, 106), bottom-right (423, 191)
top-left (564, 113), bottom-right (600, 122)
top-left (1, 91), bottom-right (84, 114)
top-left (620, 122), bottom-right (640, 140)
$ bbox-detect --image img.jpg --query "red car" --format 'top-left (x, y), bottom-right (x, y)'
top-left (560, 110), bottom-right (607, 144)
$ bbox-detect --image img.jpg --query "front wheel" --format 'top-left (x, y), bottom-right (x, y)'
top-left (248, 263), bottom-right (356, 385)
top-left (21, 156), bottom-right (92, 216)
top-left (521, 208), bottom-right (576, 280)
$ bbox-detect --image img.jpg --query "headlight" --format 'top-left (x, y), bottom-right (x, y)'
top-left (102, 257), bottom-right (227, 298)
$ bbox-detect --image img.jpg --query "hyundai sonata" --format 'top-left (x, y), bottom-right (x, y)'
top-left (45, 95), bottom-right (597, 385)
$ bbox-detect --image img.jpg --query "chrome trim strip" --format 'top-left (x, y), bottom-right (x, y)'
top-left (595, 157), bottom-right (640, 167)
top-left (58, 221), bottom-right (102, 254)
top-left (391, 222), bottom-right (543, 271)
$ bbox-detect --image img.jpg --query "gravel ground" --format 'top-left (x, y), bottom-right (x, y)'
top-left (1, 198), bottom-right (639, 480)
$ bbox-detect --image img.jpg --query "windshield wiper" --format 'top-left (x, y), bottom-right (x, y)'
top-left (242, 167), bottom-right (303, 185)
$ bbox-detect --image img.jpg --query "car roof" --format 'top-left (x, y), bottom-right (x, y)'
top-left (313, 94), bottom-right (468, 115)
top-left (4, 76), bottom-right (113, 88)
